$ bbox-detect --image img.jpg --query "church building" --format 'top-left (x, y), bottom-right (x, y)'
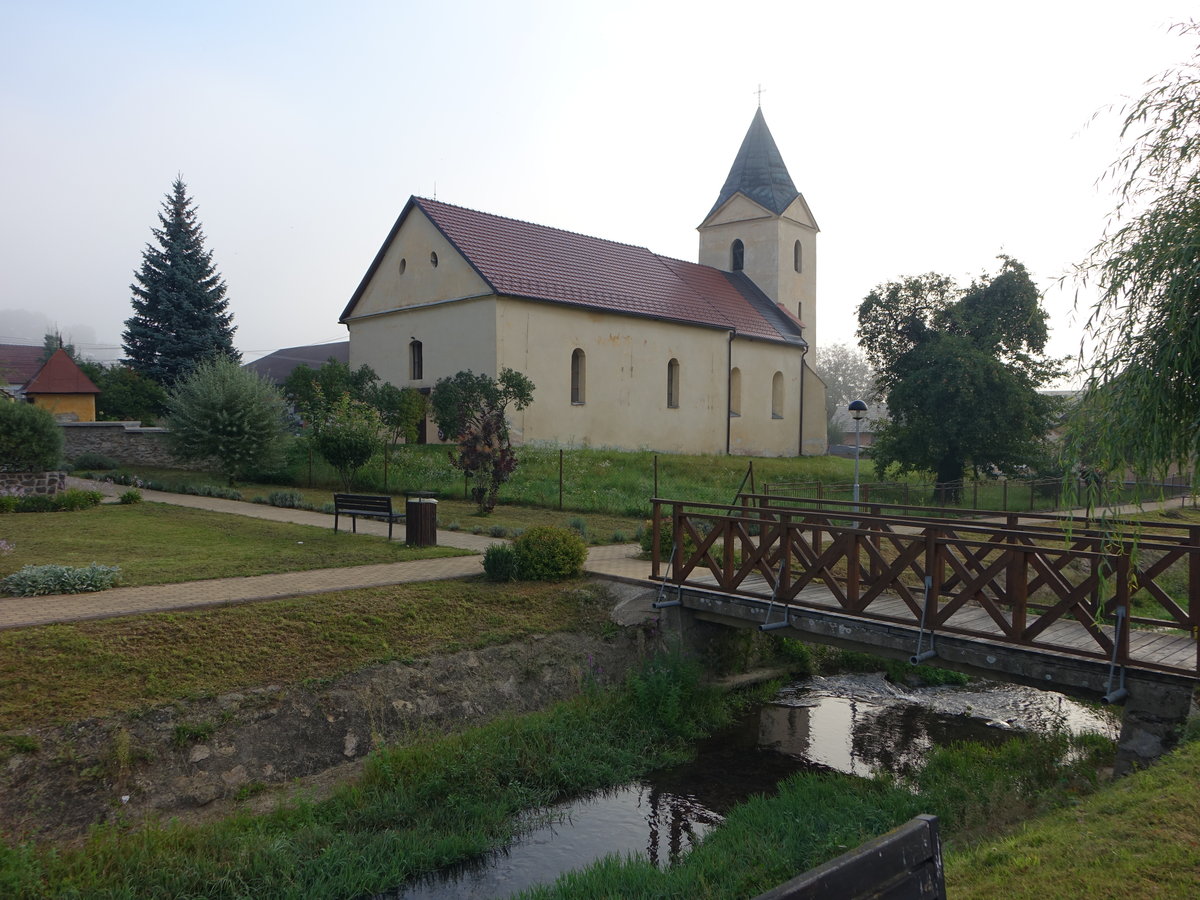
top-left (340, 109), bottom-right (827, 456)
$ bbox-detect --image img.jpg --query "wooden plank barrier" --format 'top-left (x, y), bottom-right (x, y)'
top-left (752, 814), bottom-right (945, 900)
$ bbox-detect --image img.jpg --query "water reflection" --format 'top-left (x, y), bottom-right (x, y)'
top-left (380, 675), bottom-right (1115, 899)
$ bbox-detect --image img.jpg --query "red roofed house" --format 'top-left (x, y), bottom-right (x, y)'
top-left (0, 347), bottom-right (101, 421)
top-left (340, 110), bottom-right (827, 456)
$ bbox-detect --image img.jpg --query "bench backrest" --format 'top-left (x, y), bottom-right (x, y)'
top-left (752, 815), bottom-right (945, 900)
top-left (333, 494), bottom-right (393, 513)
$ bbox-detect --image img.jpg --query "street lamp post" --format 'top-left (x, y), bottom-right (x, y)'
top-left (849, 399), bottom-right (868, 508)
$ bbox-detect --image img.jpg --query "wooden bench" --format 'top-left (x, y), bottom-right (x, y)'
top-left (333, 494), bottom-right (405, 540)
top-left (752, 815), bottom-right (945, 900)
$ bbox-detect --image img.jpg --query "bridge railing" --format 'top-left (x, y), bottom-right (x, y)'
top-left (650, 496), bottom-right (1200, 678)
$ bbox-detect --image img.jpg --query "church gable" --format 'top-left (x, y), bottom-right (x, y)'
top-left (701, 193), bottom-right (776, 229)
top-left (341, 202), bottom-right (491, 322)
top-left (780, 194), bottom-right (820, 232)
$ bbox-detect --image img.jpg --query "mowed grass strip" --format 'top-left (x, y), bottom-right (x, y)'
top-left (0, 579), bottom-right (607, 730)
top-left (0, 503), bottom-right (467, 586)
top-left (946, 739), bottom-right (1200, 899)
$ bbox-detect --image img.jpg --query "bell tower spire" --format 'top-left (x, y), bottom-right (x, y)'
top-left (698, 108), bottom-right (819, 340)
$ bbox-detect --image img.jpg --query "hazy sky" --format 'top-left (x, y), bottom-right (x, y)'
top-left (1, 1), bottom-right (1195, 377)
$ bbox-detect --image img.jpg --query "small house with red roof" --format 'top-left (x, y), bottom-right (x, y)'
top-left (340, 110), bottom-right (827, 456)
top-left (0, 346), bottom-right (100, 421)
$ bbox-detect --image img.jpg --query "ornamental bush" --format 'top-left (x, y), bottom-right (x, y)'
top-left (482, 543), bottom-right (520, 582)
top-left (1, 563), bottom-right (121, 596)
top-left (512, 525), bottom-right (586, 581)
top-left (0, 403), bottom-right (63, 473)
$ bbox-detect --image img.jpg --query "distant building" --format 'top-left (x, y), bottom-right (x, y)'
top-left (243, 341), bottom-right (350, 386)
top-left (338, 109), bottom-right (828, 456)
top-left (0, 346), bottom-right (100, 421)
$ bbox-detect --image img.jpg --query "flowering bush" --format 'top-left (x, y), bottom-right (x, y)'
top-left (1, 563), bottom-right (121, 596)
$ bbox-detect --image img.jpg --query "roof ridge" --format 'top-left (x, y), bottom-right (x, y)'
top-left (415, 197), bottom-right (656, 254)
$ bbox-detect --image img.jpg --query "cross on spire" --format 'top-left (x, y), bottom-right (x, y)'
top-left (755, 84), bottom-right (766, 108)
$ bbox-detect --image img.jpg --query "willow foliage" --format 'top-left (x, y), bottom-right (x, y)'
top-left (1069, 22), bottom-right (1200, 481)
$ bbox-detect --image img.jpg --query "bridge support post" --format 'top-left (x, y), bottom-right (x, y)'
top-left (1113, 677), bottom-right (1196, 776)
top-left (660, 604), bottom-right (729, 663)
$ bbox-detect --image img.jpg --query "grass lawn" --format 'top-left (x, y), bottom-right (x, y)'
top-left (0, 503), bottom-right (468, 586)
top-left (0, 578), bottom-right (608, 730)
top-left (946, 738), bottom-right (1200, 899)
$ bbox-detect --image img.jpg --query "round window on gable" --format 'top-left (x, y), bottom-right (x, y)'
top-left (430, 251), bottom-right (439, 267)
top-left (399, 258), bottom-right (407, 275)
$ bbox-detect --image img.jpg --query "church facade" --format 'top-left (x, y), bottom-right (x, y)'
top-left (340, 109), bottom-right (827, 456)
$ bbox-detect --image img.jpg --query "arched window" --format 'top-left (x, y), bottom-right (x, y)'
top-left (410, 339), bottom-right (423, 380)
top-left (771, 371), bottom-right (784, 419)
top-left (794, 240), bottom-right (802, 273)
top-left (731, 239), bottom-right (744, 271)
top-left (570, 348), bottom-right (585, 404)
top-left (667, 358), bottom-right (680, 409)
top-left (729, 367), bottom-right (741, 416)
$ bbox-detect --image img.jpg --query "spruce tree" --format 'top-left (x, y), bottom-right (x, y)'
top-left (123, 177), bottom-right (239, 383)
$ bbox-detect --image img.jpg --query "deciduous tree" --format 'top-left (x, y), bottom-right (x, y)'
top-left (814, 343), bottom-right (877, 438)
top-left (1067, 23), bottom-right (1200, 480)
top-left (430, 368), bottom-right (534, 513)
top-left (123, 177), bottom-right (238, 384)
top-left (857, 257), bottom-right (1061, 501)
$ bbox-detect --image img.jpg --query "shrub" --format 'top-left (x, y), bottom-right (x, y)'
top-left (118, 489), bottom-right (143, 505)
top-left (11, 489), bottom-right (103, 513)
top-left (165, 355), bottom-right (289, 485)
top-left (512, 525), bottom-right (587, 581)
top-left (567, 516), bottom-right (589, 541)
top-left (0, 402), bottom-right (63, 472)
top-left (71, 452), bottom-right (119, 470)
top-left (267, 490), bottom-right (305, 509)
top-left (482, 544), bottom-right (520, 582)
top-left (1, 563), bottom-right (121, 596)
top-left (488, 524), bottom-right (509, 538)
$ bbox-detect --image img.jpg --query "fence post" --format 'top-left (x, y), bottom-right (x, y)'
top-left (972, 480), bottom-right (978, 509)
top-left (1190, 527), bottom-right (1200, 672)
top-left (1002, 479), bottom-right (1008, 511)
top-left (1029, 480), bottom-right (1035, 512)
top-left (749, 460), bottom-right (756, 496)
top-left (651, 499), bottom-right (662, 580)
top-left (654, 454), bottom-right (659, 499)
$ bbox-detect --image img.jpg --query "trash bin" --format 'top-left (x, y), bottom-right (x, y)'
top-left (405, 491), bottom-right (438, 547)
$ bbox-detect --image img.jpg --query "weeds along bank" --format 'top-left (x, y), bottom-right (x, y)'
top-left (0, 626), bottom-right (652, 847)
top-left (0, 643), bottom-right (1124, 900)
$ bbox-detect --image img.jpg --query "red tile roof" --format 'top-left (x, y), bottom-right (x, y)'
top-left (0, 344), bottom-right (48, 386)
top-left (23, 349), bottom-right (100, 394)
top-left (342, 198), bottom-right (805, 346)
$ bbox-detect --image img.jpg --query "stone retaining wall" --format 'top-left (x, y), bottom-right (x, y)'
top-left (60, 421), bottom-right (203, 469)
top-left (0, 471), bottom-right (66, 495)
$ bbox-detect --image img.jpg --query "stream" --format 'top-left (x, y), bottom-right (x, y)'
top-left (377, 673), bottom-right (1116, 899)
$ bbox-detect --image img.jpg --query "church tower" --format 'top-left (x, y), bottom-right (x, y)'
top-left (699, 108), bottom-right (819, 342)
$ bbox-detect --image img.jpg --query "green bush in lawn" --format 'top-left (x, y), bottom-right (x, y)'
top-left (1, 563), bottom-right (121, 596)
top-left (0, 403), bottom-right (63, 473)
top-left (5, 489), bottom-right (104, 513)
top-left (482, 543), bottom-right (520, 582)
top-left (118, 489), bottom-right (143, 505)
top-left (70, 452), bottom-right (119, 470)
top-left (512, 525), bottom-right (586, 581)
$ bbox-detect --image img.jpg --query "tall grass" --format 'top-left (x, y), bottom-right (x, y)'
top-left (516, 730), bottom-right (1112, 899)
top-left (280, 442), bottom-right (862, 517)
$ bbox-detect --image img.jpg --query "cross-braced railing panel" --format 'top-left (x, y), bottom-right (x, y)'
top-left (651, 498), bottom-right (1200, 677)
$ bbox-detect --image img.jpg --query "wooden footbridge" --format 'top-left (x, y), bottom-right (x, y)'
top-left (649, 493), bottom-right (1199, 772)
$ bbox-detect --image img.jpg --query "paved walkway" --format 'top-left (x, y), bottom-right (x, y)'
top-left (0, 480), bottom-right (654, 630)
top-left (5, 479), bottom-right (1186, 631)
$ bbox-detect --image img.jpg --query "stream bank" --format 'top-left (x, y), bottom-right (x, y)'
top-left (1, 627), bottom-right (651, 843)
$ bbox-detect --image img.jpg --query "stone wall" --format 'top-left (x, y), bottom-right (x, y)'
top-left (0, 470), bottom-right (65, 495)
top-left (60, 421), bottom-right (203, 470)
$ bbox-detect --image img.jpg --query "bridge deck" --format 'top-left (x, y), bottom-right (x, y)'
top-left (684, 574), bottom-right (1198, 675)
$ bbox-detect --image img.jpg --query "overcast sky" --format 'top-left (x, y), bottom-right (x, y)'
top-left (2, 1), bottom-right (1194, 380)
